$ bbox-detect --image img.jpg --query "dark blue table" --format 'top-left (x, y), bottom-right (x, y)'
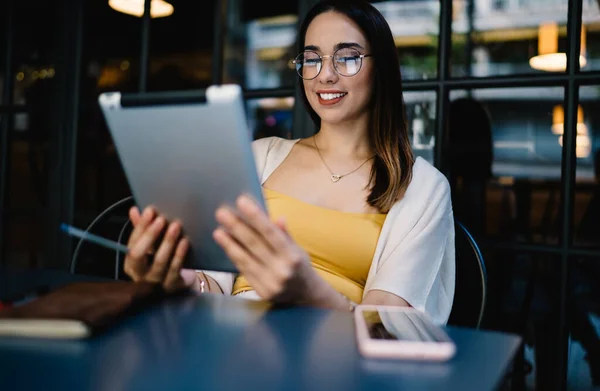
top-left (0, 271), bottom-right (521, 391)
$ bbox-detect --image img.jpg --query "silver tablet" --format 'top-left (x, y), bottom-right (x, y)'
top-left (98, 85), bottom-right (264, 273)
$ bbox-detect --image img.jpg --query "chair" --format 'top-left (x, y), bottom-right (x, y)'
top-left (447, 221), bottom-right (487, 329)
top-left (69, 196), bottom-right (134, 279)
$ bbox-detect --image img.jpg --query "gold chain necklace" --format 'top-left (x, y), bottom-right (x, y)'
top-left (313, 137), bottom-right (375, 183)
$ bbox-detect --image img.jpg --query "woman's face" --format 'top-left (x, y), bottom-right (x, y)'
top-left (302, 11), bottom-right (374, 126)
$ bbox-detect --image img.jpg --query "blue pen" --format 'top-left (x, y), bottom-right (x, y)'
top-left (60, 223), bottom-right (130, 254)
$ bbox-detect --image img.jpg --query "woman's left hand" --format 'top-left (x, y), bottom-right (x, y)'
top-left (212, 194), bottom-right (319, 303)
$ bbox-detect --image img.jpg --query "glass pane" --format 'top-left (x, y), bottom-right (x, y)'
top-left (72, 2), bottom-right (141, 277)
top-left (3, 213), bottom-right (46, 270)
top-left (3, 114), bottom-right (47, 269)
top-left (223, 0), bottom-right (299, 89)
top-left (84, 2), bottom-right (142, 94)
top-left (249, 97), bottom-right (294, 140)
top-left (404, 90), bottom-right (436, 163)
top-left (0, 3), bottom-right (5, 104)
top-left (371, 0), bottom-right (439, 80)
top-left (448, 87), bottom-right (564, 244)
top-left (567, 256), bottom-right (600, 390)
top-left (12, 1), bottom-right (60, 106)
top-left (583, 0), bottom-right (600, 72)
top-left (574, 85), bottom-right (599, 248)
top-left (7, 120), bottom-right (48, 211)
top-left (75, 1), bottom-right (142, 219)
top-left (485, 251), bottom-right (563, 390)
top-left (148, 2), bottom-right (214, 91)
top-left (451, 0), bottom-right (571, 78)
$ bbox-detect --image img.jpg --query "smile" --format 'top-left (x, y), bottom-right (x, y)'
top-left (316, 92), bottom-right (347, 106)
top-left (319, 92), bottom-right (346, 100)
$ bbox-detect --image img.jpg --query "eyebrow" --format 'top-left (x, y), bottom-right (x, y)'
top-left (303, 42), bottom-right (365, 52)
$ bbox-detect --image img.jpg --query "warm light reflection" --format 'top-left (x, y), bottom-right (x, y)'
top-left (552, 105), bottom-right (585, 135)
top-left (529, 22), bottom-right (587, 72)
top-left (256, 14), bottom-right (297, 26)
top-left (256, 97), bottom-right (294, 109)
top-left (108, 0), bottom-right (173, 18)
top-left (558, 134), bottom-right (591, 158)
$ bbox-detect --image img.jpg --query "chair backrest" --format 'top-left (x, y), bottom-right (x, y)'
top-left (70, 196), bottom-right (134, 278)
top-left (447, 221), bottom-right (487, 328)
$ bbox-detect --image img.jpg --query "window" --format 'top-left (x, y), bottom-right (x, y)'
top-left (451, 0), bottom-right (571, 77)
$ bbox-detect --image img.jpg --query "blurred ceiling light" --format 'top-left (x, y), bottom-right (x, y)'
top-left (15, 72), bottom-right (24, 81)
top-left (530, 22), bottom-right (586, 72)
top-left (552, 104), bottom-right (587, 136)
top-left (109, 0), bottom-right (173, 18)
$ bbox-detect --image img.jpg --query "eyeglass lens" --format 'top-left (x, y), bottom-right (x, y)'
top-left (295, 48), bottom-right (363, 79)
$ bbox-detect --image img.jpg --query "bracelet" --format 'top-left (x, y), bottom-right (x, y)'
top-left (197, 274), bottom-right (205, 294)
top-left (341, 293), bottom-right (357, 312)
top-left (200, 271), bottom-right (212, 292)
top-left (348, 299), bottom-right (357, 312)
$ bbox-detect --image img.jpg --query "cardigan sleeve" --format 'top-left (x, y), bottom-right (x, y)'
top-left (364, 167), bottom-right (456, 325)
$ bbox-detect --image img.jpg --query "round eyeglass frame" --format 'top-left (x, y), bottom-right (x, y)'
top-left (291, 48), bottom-right (373, 80)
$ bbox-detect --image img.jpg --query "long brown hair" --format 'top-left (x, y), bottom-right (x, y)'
top-left (297, 0), bottom-right (414, 213)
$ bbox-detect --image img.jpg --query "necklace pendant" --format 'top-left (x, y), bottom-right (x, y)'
top-left (330, 174), bottom-right (342, 183)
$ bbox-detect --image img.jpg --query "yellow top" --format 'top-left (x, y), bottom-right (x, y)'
top-left (232, 187), bottom-right (387, 303)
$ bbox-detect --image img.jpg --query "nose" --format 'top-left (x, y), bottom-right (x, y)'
top-left (317, 56), bottom-right (338, 84)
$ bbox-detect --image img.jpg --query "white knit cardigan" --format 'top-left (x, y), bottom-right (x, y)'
top-left (205, 137), bottom-right (455, 325)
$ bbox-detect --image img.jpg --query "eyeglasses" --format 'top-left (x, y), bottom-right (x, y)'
top-left (292, 48), bottom-right (373, 80)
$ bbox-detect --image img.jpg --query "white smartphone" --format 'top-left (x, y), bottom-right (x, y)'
top-left (354, 305), bottom-right (456, 361)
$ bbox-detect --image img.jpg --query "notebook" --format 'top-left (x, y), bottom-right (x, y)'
top-left (0, 281), bottom-right (164, 339)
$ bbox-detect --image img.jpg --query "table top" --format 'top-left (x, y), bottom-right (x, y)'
top-left (0, 270), bottom-right (521, 391)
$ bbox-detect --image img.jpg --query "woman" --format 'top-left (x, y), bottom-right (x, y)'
top-left (123, 0), bottom-right (455, 325)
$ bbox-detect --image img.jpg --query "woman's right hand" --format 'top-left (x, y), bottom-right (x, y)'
top-left (123, 206), bottom-right (199, 293)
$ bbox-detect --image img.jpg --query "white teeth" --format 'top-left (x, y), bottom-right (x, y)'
top-left (319, 92), bottom-right (346, 100)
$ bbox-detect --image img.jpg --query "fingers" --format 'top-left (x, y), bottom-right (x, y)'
top-left (163, 238), bottom-right (191, 292)
top-left (213, 227), bottom-right (264, 280)
top-left (124, 207), bottom-right (158, 280)
top-left (126, 216), bottom-right (166, 282)
top-left (129, 206), bottom-right (141, 227)
top-left (274, 217), bottom-right (290, 237)
top-left (130, 216), bottom-right (165, 257)
top-left (215, 207), bottom-right (273, 264)
top-left (236, 195), bottom-right (289, 251)
top-left (123, 208), bottom-right (193, 292)
top-left (128, 206), bottom-right (155, 245)
top-left (145, 221), bottom-right (182, 283)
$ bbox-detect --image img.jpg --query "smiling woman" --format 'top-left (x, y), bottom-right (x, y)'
top-left (122, 0), bottom-right (456, 326)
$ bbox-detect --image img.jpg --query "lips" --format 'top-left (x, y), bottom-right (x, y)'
top-left (316, 91), bottom-right (347, 106)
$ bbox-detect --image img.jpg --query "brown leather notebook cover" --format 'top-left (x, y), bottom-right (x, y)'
top-left (0, 281), bottom-right (164, 339)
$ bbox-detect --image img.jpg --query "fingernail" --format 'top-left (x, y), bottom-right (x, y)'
top-left (154, 217), bottom-right (165, 228)
top-left (238, 195), bottom-right (257, 211)
top-left (169, 222), bottom-right (181, 237)
top-left (215, 208), bottom-right (229, 222)
top-left (213, 228), bottom-right (224, 240)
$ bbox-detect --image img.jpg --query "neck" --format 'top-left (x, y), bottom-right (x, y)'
top-left (315, 118), bottom-right (372, 159)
